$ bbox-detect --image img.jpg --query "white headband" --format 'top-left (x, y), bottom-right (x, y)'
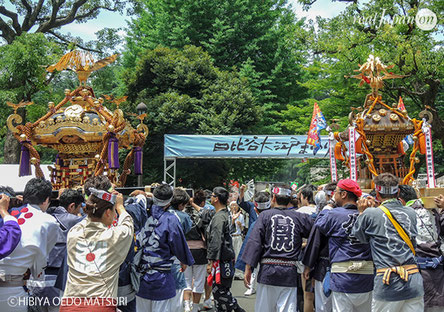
top-left (89, 187), bottom-right (116, 204)
top-left (153, 196), bottom-right (173, 207)
top-left (272, 187), bottom-right (291, 197)
top-left (255, 199), bottom-right (271, 210)
top-left (375, 185), bottom-right (399, 195)
top-left (152, 183), bottom-right (174, 206)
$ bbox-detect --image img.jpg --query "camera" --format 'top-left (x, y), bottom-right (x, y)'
top-left (0, 195), bottom-right (23, 209)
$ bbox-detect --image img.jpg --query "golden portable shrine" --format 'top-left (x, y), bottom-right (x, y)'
top-left (332, 55), bottom-right (440, 203)
top-left (6, 51), bottom-right (148, 190)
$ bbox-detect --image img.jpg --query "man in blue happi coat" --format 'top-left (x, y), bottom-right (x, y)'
top-left (135, 184), bottom-right (194, 312)
top-left (242, 185), bottom-right (313, 312)
top-left (234, 190), bottom-right (271, 296)
top-left (315, 179), bottom-right (373, 312)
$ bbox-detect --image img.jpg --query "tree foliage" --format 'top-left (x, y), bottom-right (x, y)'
top-left (125, 0), bottom-right (309, 133)
top-left (298, 0), bottom-right (444, 177)
top-left (121, 45), bottom-right (262, 186)
top-left (0, 0), bottom-right (127, 52)
top-left (0, 32), bottom-right (63, 162)
top-left (1, 0), bottom-right (442, 184)
top-left (297, 0), bottom-right (443, 140)
top-left (286, 0), bottom-right (443, 179)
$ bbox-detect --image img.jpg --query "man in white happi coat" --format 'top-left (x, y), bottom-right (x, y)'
top-left (0, 178), bottom-right (59, 312)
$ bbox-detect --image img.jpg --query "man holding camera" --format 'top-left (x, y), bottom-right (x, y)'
top-left (0, 189), bottom-right (21, 259)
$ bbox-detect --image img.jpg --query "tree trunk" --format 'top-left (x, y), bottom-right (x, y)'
top-left (431, 111), bottom-right (444, 147)
top-left (3, 108), bottom-right (26, 164)
top-left (3, 131), bottom-right (20, 163)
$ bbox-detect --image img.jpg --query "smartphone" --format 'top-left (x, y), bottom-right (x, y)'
top-left (186, 189), bottom-right (194, 198)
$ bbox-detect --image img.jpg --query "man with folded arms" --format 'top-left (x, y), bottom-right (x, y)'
top-left (352, 173), bottom-right (424, 312)
top-left (314, 179), bottom-right (374, 312)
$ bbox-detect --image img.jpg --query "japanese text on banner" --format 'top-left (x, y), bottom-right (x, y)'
top-left (349, 127), bottom-right (358, 182)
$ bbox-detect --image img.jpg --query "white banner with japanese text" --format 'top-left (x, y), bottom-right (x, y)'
top-left (423, 125), bottom-right (436, 188)
top-left (164, 135), bottom-right (330, 159)
top-left (329, 133), bottom-right (338, 182)
top-left (349, 127), bottom-right (358, 181)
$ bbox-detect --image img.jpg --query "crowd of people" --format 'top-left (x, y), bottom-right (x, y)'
top-left (0, 173), bottom-right (443, 312)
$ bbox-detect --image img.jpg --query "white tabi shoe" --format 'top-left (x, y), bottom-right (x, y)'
top-left (203, 298), bottom-right (213, 310)
top-left (184, 300), bottom-right (192, 312)
top-left (244, 288), bottom-right (256, 296)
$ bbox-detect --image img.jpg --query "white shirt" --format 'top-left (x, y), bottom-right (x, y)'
top-left (233, 213), bottom-right (245, 235)
top-left (297, 205), bottom-right (317, 217)
top-left (0, 204), bottom-right (59, 279)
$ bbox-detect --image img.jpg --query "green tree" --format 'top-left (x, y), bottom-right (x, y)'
top-left (286, 0), bottom-right (443, 178)
top-left (0, 32), bottom-right (62, 163)
top-left (125, 0), bottom-right (309, 133)
top-left (122, 45), bottom-right (262, 186)
top-left (300, 0), bottom-right (442, 138)
top-left (0, 0), bottom-right (128, 52)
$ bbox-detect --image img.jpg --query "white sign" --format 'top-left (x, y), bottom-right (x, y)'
top-left (0, 165), bottom-right (51, 192)
top-left (423, 125), bottom-right (436, 188)
top-left (349, 127), bottom-right (358, 182)
top-left (329, 133), bottom-right (338, 182)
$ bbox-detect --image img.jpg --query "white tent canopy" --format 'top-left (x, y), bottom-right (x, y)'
top-left (0, 164), bottom-right (51, 192)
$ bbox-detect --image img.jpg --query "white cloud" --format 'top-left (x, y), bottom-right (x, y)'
top-left (59, 11), bottom-right (129, 42)
top-left (62, 23), bottom-right (102, 39)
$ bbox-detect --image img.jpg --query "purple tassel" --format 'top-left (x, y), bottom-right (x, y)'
top-left (108, 134), bottom-right (119, 169)
top-left (19, 144), bottom-right (31, 177)
top-left (134, 147), bottom-right (143, 175)
top-left (55, 153), bottom-right (61, 166)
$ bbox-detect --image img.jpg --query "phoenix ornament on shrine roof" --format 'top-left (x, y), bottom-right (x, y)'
top-left (346, 54), bottom-right (406, 96)
top-left (46, 50), bottom-right (118, 86)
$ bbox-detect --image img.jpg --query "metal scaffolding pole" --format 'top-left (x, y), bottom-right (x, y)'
top-left (164, 158), bottom-right (176, 187)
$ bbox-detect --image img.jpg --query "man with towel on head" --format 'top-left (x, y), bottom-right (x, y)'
top-left (135, 183), bottom-right (194, 312)
top-left (0, 179), bottom-right (59, 312)
top-left (242, 184), bottom-right (313, 312)
top-left (352, 173), bottom-right (424, 312)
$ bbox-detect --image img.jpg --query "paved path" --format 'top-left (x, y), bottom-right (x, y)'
top-left (204, 279), bottom-right (256, 312)
top-left (232, 279), bottom-right (256, 312)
